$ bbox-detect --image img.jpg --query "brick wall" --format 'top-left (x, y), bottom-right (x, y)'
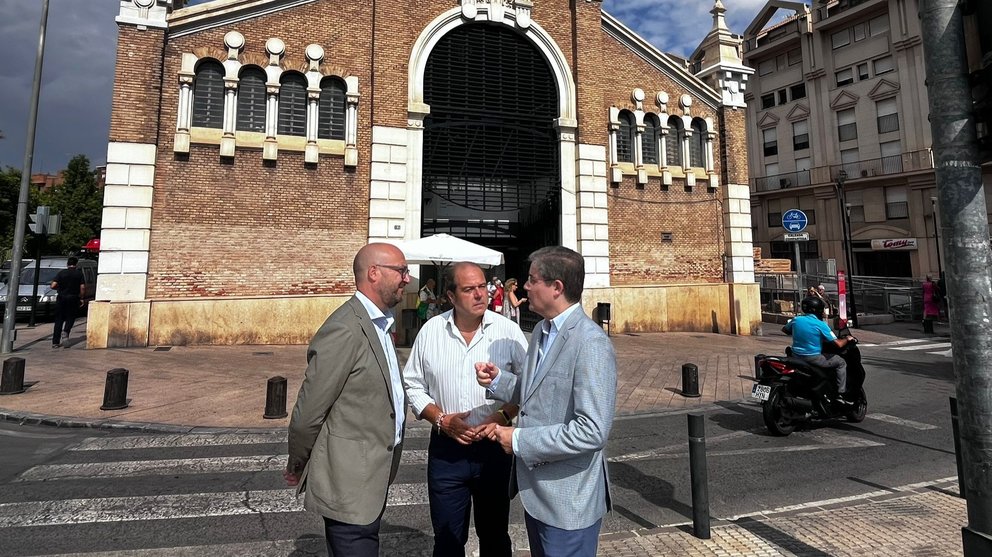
top-left (147, 1), bottom-right (375, 298)
top-left (109, 26), bottom-right (165, 143)
top-left (719, 107), bottom-right (749, 185)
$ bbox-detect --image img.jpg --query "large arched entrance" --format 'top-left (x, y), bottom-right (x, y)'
top-left (421, 22), bottom-right (560, 286)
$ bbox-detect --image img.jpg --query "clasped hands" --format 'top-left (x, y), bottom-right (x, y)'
top-left (466, 362), bottom-right (514, 454)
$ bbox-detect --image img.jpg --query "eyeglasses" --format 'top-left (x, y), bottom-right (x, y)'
top-left (377, 264), bottom-right (411, 278)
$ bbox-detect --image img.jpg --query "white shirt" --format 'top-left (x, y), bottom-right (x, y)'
top-left (355, 291), bottom-right (405, 445)
top-left (403, 309), bottom-right (528, 427)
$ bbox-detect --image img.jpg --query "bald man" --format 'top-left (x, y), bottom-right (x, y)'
top-left (286, 243), bottom-right (411, 556)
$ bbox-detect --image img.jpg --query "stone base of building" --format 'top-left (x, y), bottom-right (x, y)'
top-left (85, 283), bottom-right (761, 348)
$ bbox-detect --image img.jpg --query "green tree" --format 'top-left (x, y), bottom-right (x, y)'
top-left (44, 155), bottom-right (103, 255)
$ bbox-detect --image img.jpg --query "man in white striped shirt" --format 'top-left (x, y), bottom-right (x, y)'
top-left (403, 262), bottom-right (528, 557)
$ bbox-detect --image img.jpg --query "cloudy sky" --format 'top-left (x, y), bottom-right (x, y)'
top-left (0, 0), bottom-right (771, 173)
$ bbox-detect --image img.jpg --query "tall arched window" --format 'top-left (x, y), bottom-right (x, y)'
top-left (666, 116), bottom-right (684, 168)
top-left (617, 111), bottom-right (635, 163)
top-left (236, 66), bottom-right (266, 133)
top-left (317, 76), bottom-right (346, 140)
top-left (191, 60), bottom-right (224, 129)
top-left (277, 72), bottom-right (307, 136)
top-left (689, 118), bottom-right (707, 167)
top-left (643, 114), bottom-right (660, 165)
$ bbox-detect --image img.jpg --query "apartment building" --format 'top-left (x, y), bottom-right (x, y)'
top-left (742, 0), bottom-right (991, 279)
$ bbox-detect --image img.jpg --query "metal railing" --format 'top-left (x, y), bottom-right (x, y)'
top-left (759, 271), bottom-right (932, 321)
top-left (813, 0), bottom-right (874, 23)
top-left (752, 149), bottom-right (934, 192)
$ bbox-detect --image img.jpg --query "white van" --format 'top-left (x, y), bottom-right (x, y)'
top-left (0, 257), bottom-right (97, 320)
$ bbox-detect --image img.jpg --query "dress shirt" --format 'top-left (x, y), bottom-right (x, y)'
top-left (355, 291), bottom-right (405, 445)
top-left (404, 310), bottom-right (528, 427)
top-left (511, 302), bottom-right (583, 454)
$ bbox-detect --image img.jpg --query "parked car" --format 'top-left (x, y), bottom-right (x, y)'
top-left (0, 258), bottom-right (97, 320)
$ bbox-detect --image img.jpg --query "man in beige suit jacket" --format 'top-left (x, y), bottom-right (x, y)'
top-left (285, 243), bottom-right (411, 556)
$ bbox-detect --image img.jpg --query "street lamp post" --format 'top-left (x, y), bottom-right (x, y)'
top-left (836, 170), bottom-right (860, 328)
top-left (931, 196), bottom-right (943, 279)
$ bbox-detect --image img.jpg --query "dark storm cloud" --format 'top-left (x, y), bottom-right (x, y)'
top-left (0, 0), bottom-right (762, 173)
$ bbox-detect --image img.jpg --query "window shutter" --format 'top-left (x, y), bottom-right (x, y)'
top-left (192, 61), bottom-right (224, 129)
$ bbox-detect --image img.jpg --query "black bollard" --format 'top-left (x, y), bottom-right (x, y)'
top-left (681, 363), bottom-right (701, 397)
top-left (263, 376), bottom-right (288, 419)
top-left (1, 358), bottom-right (27, 395)
top-left (687, 412), bottom-right (711, 539)
top-left (950, 397), bottom-right (966, 499)
top-left (100, 368), bottom-right (130, 410)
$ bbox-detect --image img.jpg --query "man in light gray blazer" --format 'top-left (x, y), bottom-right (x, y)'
top-left (285, 243), bottom-right (411, 556)
top-left (477, 246), bottom-right (617, 557)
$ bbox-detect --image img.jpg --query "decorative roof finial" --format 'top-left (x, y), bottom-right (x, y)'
top-left (711, 0), bottom-right (728, 32)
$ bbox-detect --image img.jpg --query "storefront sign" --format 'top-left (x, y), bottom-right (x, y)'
top-left (870, 238), bottom-right (918, 250)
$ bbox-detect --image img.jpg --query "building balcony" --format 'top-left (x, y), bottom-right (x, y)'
top-left (744, 18), bottom-right (804, 55)
top-left (751, 148), bottom-right (934, 193)
top-left (813, 0), bottom-right (885, 26)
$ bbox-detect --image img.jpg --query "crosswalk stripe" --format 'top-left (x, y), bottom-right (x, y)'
top-left (0, 484), bottom-right (429, 528)
top-left (891, 342), bottom-right (952, 351)
top-left (879, 338), bottom-right (933, 345)
top-left (30, 539), bottom-right (325, 557)
top-left (866, 413), bottom-right (938, 430)
top-left (18, 450), bottom-right (429, 481)
top-left (71, 428), bottom-right (433, 452)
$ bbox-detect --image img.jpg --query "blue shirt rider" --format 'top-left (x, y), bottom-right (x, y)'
top-left (783, 297), bottom-right (856, 403)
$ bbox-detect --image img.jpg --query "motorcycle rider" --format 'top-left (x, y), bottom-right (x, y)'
top-left (783, 297), bottom-right (857, 404)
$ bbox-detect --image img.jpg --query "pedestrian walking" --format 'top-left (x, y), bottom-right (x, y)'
top-left (285, 242), bottom-right (410, 557)
top-left (51, 256), bottom-right (86, 348)
top-left (922, 275), bottom-right (941, 334)
top-left (502, 278), bottom-right (527, 325)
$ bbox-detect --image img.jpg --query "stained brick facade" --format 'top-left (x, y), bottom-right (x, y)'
top-left (92, 0), bottom-right (758, 347)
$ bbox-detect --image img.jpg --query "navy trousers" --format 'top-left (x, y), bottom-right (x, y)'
top-left (427, 430), bottom-right (512, 557)
top-left (323, 512), bottom-right (382, 557)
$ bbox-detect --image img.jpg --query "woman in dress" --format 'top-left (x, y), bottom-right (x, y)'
top-left (502, 278), bottom-right (527, 325)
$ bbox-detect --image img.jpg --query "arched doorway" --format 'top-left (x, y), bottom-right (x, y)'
top-left (421, 22), bottom-right (561, 291)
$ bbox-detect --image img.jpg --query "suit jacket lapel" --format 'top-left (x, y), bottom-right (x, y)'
top-left (524, 310), bottom-right (581, 401)
top-left (349, 296), bottom-right (394, 406)
top-left (522, 321), bottom-right (544, 401)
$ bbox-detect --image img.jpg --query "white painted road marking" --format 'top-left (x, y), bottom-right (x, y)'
top-left (866, 413), bottom-right (938, 430)
top-left (891, 342), bottom-right (952, 351)
top-left (70, 427), bottom-right (432, 452)
top-left (0, 484), bottom-right (429, 528)
top-left (19, 450), bottom-right (429, 481)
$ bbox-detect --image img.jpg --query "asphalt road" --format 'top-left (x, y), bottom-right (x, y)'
top-left (0, 339), bottom-right (959, 556)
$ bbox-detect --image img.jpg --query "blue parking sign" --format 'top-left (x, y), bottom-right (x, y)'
top-left (782, 209), bottom-right (808, 232)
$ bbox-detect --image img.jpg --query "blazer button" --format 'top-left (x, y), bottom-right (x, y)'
top-left (520, 411), bottom-right (527, 417)
top-left (386, 445), bottom-right (394, 452)
top-left (389, 412), bottom-right (396, 419)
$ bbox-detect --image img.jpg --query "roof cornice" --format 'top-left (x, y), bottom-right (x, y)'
top-left (168, 0), bottom-right (318, 38)
top-left (601, 11), bottom-right (721, 108)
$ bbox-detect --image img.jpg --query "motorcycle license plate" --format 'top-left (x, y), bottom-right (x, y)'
top-left (751, 384), bottom-right (772, 401)
top-left (16, 306), bottom-right (31, 312)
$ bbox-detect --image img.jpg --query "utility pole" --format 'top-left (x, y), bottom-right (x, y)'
top-left (1, 0), bottom-right (49, 353)
top-left (920, 1), bottom-right (992, 554)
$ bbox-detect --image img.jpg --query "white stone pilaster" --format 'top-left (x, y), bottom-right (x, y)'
top-left (576, 143), bottom-right (611, 288)
top-left (369, 125), bottom-right (411, 244)
top-left (723, 182), bottom-right (755, 283)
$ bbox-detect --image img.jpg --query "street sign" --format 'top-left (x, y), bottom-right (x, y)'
top-left (784, 232), bottom-right (810, 241)
top-left (782, 209), bottom-right (808, 233)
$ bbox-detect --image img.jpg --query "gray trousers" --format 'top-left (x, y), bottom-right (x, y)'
top-left (800, 353), bottom-right (848, 394)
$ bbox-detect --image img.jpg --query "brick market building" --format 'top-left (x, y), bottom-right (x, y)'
top-left (90, 0), bottom-right (760, 347)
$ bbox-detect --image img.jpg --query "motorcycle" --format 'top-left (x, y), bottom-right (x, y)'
top-left (751, 327), bottom-right (868, 436)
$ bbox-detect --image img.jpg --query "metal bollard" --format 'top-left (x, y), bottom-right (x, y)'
top-left (100, 368), bottom-right (130, 410)
top-left (950, 397), bottom-right (966, 499)
top-left (1, 358), bottom-right (27, 395)
top-left (263, 376), bottom-right (288, 419)
top-left (681, 363), bottom-right (701, 397)
top-left (687, 412), bottom-right (711, 539)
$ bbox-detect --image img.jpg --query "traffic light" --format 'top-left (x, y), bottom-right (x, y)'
top-left (27, 205), bottom-right (50, 235)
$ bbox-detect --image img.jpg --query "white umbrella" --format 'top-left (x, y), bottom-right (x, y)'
top-left (397, 233), bottom-right (504, 268)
